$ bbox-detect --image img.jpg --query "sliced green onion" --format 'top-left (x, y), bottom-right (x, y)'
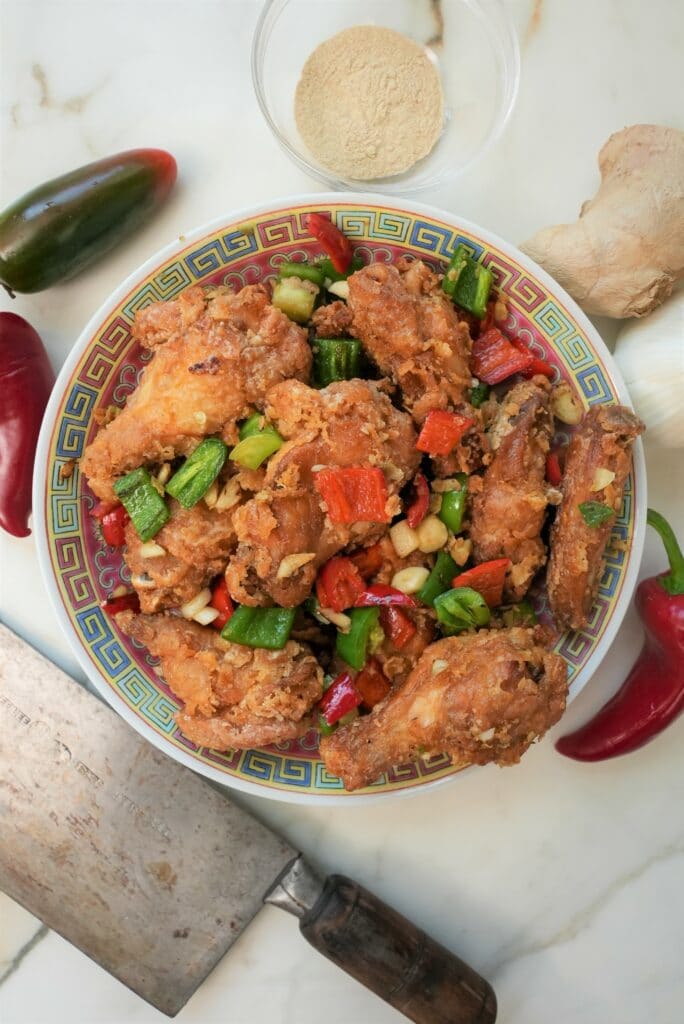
top-left (438, 475), bottom-right (468, 534)
top-left (434, 586), bottom-right (491, 635)
top-left (165, 438), bottom-right (228, 509)
top-left (230, 415), bottom-right (283, 470)
top-left (578, 501), bottom-right (615, 528)
top-left (501, 600), bottom-right (537, 628)
top-left (315, 255), bottom-right (364, 283)
top-left (417, 551), bottom-right (458, 608)
top-left (113, 467), bottom-right (169, 542)
top-left (272, 278), bottom-right (318, 323)
top-left (442, 244), bottom-right (493, 319)
top-left (336, 607), bottom-right (381, 670)
top-left (221, 606), bottom-right (295, 649)
top-left (278, 260), bottom-right (326, 286)
top-left (470, 382), bottom-right (490, 408)
top-left (313, 337), bottom-right (362, 387)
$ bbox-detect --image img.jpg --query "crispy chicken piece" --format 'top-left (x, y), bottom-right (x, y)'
top-left (347, 259), bottom-right (473, 423)
top-left (311, 300), bottom-right (354, 338)
top-left (470, 378), bottom-right (554, 601)
top-left (80, 284), bottom-right (311, 500)
top-left (547, 404), bottom-right (644, 630)
top-left (225, 379), bottom-right (419, 608)
top-left (374, 608), bottom-right (437, 686)
top-left (320, 627), bottom-right (568, 791)
top-left (117, 611), bottom-right (323, 749)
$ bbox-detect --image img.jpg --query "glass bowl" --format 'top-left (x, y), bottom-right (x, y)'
top-left (251, 0), bottom-right (520, 195)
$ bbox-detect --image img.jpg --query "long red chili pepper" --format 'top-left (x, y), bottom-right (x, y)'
top-left (304, 212), bottom-right (353, 275)
top-left (556, 509), bottom-right (684, 761)
top-left (0, 313), bottom-right (55, 537)
top-left (406, 472), bottom-right (430, 528)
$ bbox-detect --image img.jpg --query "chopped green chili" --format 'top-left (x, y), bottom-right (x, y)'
top-left (442, 244), bottom-right (493, 319)
top-left (315, 255), bottom-right (364, 283)
top-left (336, 607), bottom-right (381, 670)
top-left (113, 466), bottom-right (169, 541)
top-left (501, 599), bottom-right (537, 628)
top-left (278, 260), bottom-right (326, 286)
top-left (165, 438), bottom-right (228, 509)
top-left (470, 382), bottom-right (490, 408)
top-left (417, 551), bottom-right (458, 608)
top-left (272, 277), bottom-right (318, 323)
top-left (313, 337), bottom-right (362, 387)
top-left (434, 586), bottom-right (491, 635)
top-left (230, 415), bottom-right (283, 470)
top-left (438, 475), bottom-right (468, 534)
top-left (578, 501), bottom-right (615, 528)
top-left (317, 712), bottom-right (338, 736)
top-left (221, 606), bottom-right (295, 650)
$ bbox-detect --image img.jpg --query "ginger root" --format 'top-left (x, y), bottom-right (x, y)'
top-left (521, 125), bottom-right (684, 318)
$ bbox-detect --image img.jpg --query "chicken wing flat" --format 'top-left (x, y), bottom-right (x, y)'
top-left (319, 627), bottom-right (568, 791)
top-left (80, 284), bottom-right (311, 500)
top-left (225, 379), bottom-right (419, 607)
top-left (117, 611), bottom-right (323, 749)
top-left (470, 378), bottom-right (554, 601)
top-left (546, 404), bottom-right (644, 630)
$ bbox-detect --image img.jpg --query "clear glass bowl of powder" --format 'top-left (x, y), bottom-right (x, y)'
top-left (252, 0), bottom-right (520, 195)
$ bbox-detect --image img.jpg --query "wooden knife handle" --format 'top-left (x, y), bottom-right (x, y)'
top-left (299, 874), bottom-right (497, 1024)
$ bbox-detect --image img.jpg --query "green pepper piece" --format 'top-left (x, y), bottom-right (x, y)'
top-left (230, 415), bottom-right (283, 470)
top-left (501, 600), bottom-right (538, 628)
top-left (313, 337), bottom-right (362, 387)
top-left (238, 412), bottom-right (267, 440)
top-left (271, 277), bottom-right (318, 323)
top-left (336, 607), bottom-right (381, 670)
top-left (442, 244), bottom-right (493, 319)
top-left (317, 712), bottom-right (338, 736)
top-left (221, 606), bottom-right (296, 650)
top-left (165, 438), bottom-right (228, 509)
top-left (0, 149), bottom-right (176, 295)
top-left (438, 475), bottom-right (468, 534)
top-left (315, 255), bottom-right (364, 283)
top-left (278, 261), bottom-right (326, 286)
top-left (434, 586), bottom-right (491, 634)
top-left (417, 551), bottom-right (458, 608)
top-left (470, 382), bottom-right (490, 408)
top-left (578, 501), bottom-right (615, 528)
top-left (113, 467), bottom-right (169, 542)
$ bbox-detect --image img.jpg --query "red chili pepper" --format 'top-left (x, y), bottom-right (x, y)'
top-left (210, 576), bottom-right (235, 630)
top-left (304, 212), bottom-right (353, 275)
top-left (316, 557), bottom-right (365, 613)
top-left (406, 472), bottom-right (430, 528)
top-left (415, 410), bottom-right (475, 457)
top-left (509, 337), bottom-right (555, 379)
top-left (556, 510), bottom-right (684, 761)
top-left (348, 542), bottom-right (384, 580)
top-left (101, 592), bottom-right (140, 615)
top-left (470, 327), bottom-right (533, 385)
top-left (354, 658), bottom-right (391, 710)
top-left (99, 504), bottom-right (129, 547)
top-left (319, 671), bottom-right (363, 725)
top-left (545, 452), bottom-right (563, 486)
top-left (354, 584), bottom-right (417, 609)
top-left (0, 313), bottom-right (55, 537)
top-left (314, 467), bottom-right (390, 525)
top-left (380, 606), bottom-right (417, 649)
top-left (452, 558), bottom-right (511, 608)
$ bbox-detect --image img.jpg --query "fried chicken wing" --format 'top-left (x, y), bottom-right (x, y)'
top-left (470, 378), bottom-right (554, 600)
top-left (319, 627), bottom-right (568, 790)
top-left (225, 379), bottom-right (419, 607)
top-left (311, 300), bottom-right (354, 338)
top-left (546, 404), bottom-right (644, 630)
top-left (80, 284), bottom-right (311, 500)
top-left (117, 611), bottom-right (323, 749)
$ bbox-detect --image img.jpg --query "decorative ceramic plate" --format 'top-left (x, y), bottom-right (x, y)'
top-left (34, 195), bottom-right (646, 803)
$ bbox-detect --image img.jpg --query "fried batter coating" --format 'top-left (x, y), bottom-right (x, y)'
top-left (470, 378), bottom-right (554, 601)
top-left (319, 627), bottom-right (568, 791)
top-left (547, 404), bottom-right (644, 630)
top-left (80, 285), bottom-right (311, 500)
top-left (225, 379), bottom-right (419, 608)
top-left (311, 300), bottom-right (354, 338)
top-left (117, 611), bottom-right (323, 749)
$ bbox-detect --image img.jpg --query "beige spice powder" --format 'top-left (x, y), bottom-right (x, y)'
top-left (295, 25), bottom-right (444, 181)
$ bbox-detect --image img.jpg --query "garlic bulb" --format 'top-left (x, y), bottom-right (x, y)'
top-left (614, 291), bottom-right (684, 447)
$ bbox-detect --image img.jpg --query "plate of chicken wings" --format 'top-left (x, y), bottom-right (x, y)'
top-left (34, 195), bottom-right (646, 801)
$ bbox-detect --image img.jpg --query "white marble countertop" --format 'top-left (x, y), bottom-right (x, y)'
top-left (1, 1), bottom-right (683, 1021)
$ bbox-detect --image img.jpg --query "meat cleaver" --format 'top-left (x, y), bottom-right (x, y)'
top-left (0, 623), bottom-right (496, 1023)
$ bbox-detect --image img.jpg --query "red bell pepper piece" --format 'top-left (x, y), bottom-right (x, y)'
top-left (380, 606), bottom-right (417, 649)
top-left (348, 542), bottom-right (384, 580)
top-left (452, 558), bottom-right (510, 608)
top-left (210, 576), bottom-right (235, 630)
top-left (470, 328), bottom-right (534, 385)
top-left (545, 451), bottom-right (563, 486)
top-left (556, 510), bottom-right (684, 761)
top-left (100, 504), bottom-right (129, 547)
top-left (0, 313), bottom-right (55, 537)
top-left (319, 671), bottom-right (363, 726)
top-left (354, 658), bottom-right (391, 710)
top-left (510, 337), bottom-right (555, 379)
top-left (415, 410), bottom-right (475, 457)
top-left (101, 592), bottom-right (140, 615)
top-left (304, 212), bottom-right (353, 275)
top-left (354, 584), bottom-right (417, 609)
top-left (316, 557), bottom-right (365, 612)
top-left (406, 472), bottom-right (430, 528)
top-left (314, 467), bottom-right (390, 525)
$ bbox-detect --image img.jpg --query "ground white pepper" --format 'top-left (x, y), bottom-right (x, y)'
top-left (294, 25), bottom-right (444, 181)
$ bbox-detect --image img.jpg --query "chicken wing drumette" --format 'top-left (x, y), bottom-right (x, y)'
top-left (117, 611), bottom-right (323, 749)
top-left (319, 627), bottom-right (567, 791)
top-left (80, 284), bottom-right (311, 500)
top-left (546, 404), bottom-right (644, 630)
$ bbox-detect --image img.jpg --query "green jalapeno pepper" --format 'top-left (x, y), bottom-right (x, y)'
top-left (113, 467), bottom-right (169, 542)
top-left (165, 438), bottom-right (228, 509)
